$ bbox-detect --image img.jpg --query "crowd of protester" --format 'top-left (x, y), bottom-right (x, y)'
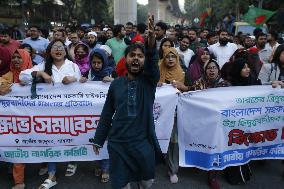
top-left (1, 18), bottom-right (284, 189)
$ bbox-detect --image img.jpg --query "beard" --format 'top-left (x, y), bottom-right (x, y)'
top-left (219, 38), bottom-right (228, 46)
top-left (180, 45), bottom-right (187, 51)
top-left (155, 35), bottom-right (164, 41)
top-left (31, 36), bottom-right (39, 40)
top-left (257, 43), bottom-right (265, 49)
top-left (88, 41), bottom-right (97, 48)
top-left (189, 37), bottom-right (195, 43)
top-left (244, 43), bottom-right (253, 49)
top-left (126, 61), bottom-right (144, 77)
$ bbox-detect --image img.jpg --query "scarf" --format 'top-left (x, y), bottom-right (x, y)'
top-left (89, 48), bottom-right (113, 81)
top-left (10, 49), bottom-right (33, 83)
top-left (188, 48), bottom-right (209, 83)
top-left (74, 43), bottom-right (90, 76)
top-left (159, 47), bottom-right (184, 83)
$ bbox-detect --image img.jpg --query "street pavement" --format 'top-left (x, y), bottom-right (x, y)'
top-left (1, 160), bottom-right (283, 189)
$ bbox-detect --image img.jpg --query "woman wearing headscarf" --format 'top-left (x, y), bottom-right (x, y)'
top-left (0, 49), bottom-right (33, 83)
top-left (19, 43), bottom-right (37, 65)
top-left (0, 46), bottom-right (11, 76)
top-left (74, 43), bottom-right (90, 77)
top-left (87, 48), bottom-right (113, 82)
top-left (172, 59), bottom-right (230, 189)
top-left (158, 38), bottom-right (187, 72)
top-left (230, 58), bottom-right (261, 86)
top-left (0, 49), bottom-right (32, 189)
top-left (158, 47), bottom-right (184, 184)
top-left (159, 47), bottom-right (184, 86)
top-left (187, 48), bottom-right (211, 85)
top-left (80, 48), bottom-right (113, 183)
top-left (189, 59), bottom-right (230, 90)
top-left (222, 58), bottom-right (260, 186)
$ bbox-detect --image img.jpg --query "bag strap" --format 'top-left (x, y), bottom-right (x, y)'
top-left (239, 166), bottom-right (246, 183)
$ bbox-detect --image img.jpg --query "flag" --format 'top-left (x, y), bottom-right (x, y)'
top-left (199, 8), bottom-right (212, 27)
top-left (242, 6), bottom-right (276, 26)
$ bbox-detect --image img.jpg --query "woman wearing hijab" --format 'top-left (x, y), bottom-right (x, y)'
top-left (86, 48), bottom-right (113, 82)
top-left (230, 58), bottom-right (261, 86)
top-left (189, 59), bottom-right (230, 90)
top-left (74, 43), bottom-right (90, 77)
top-left (19, 43), bottom-right (37, 65)
top-left (80, 48), bottom-right (113, 183)
top-left (158, 47), bottom-right (184, 183)
top-left (0, 49), bottom-right (32, 189)
top-left (172, 59), bottom-right (229, 189)
top-left (221, 58), bottom-right (260, 186)
top-left (159, 47), bottom-right (184, 85)
top-left (0, 46), bottom-right (11, 76)
top-left (0, 49), bottom-right (33, 83)
top-left (187, 48), bottom-right (211, 85)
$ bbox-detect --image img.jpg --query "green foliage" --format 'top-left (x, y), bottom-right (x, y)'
top-left (0, 0), bottom-right (114, 26)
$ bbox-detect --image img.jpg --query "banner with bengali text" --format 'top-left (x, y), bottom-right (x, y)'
top-left (0, 82), bottom-right (177, 163)
top-left (178, 85), bottom-right (284, 170)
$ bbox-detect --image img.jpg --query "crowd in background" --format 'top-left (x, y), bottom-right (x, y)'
top-left (1, 19), bottom-right (284, 189)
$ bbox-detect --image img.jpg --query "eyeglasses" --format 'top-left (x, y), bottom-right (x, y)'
top-left (165, 55), bottom-right (177, 59)
top-left (51, 45), bottom-right (65, 51)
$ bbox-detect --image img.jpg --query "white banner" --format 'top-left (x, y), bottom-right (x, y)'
top-left (178, 85), bottom-right (284, 170)
top-left (0, 82), bottom-right (177, 163)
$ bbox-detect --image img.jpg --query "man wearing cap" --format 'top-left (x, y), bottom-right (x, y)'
top-left (87, 31), bottom-right (101, 50)
top-left (106, 29), bottom-right (113, 40)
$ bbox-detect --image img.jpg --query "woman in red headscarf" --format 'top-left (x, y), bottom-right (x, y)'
top-left (0, 49), bottom-right (33, 83)
top-left (0, 49), bottom-right (32, 189)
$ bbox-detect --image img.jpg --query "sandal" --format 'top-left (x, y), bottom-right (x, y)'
top-left (65, 163), bottom-right (77, 177)
top-left (101, 172), bottom-right (109, 183)
top-left (38, 179), bottom-right (57, 189)
top-left (95, 168), bottom-right (102, 177)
